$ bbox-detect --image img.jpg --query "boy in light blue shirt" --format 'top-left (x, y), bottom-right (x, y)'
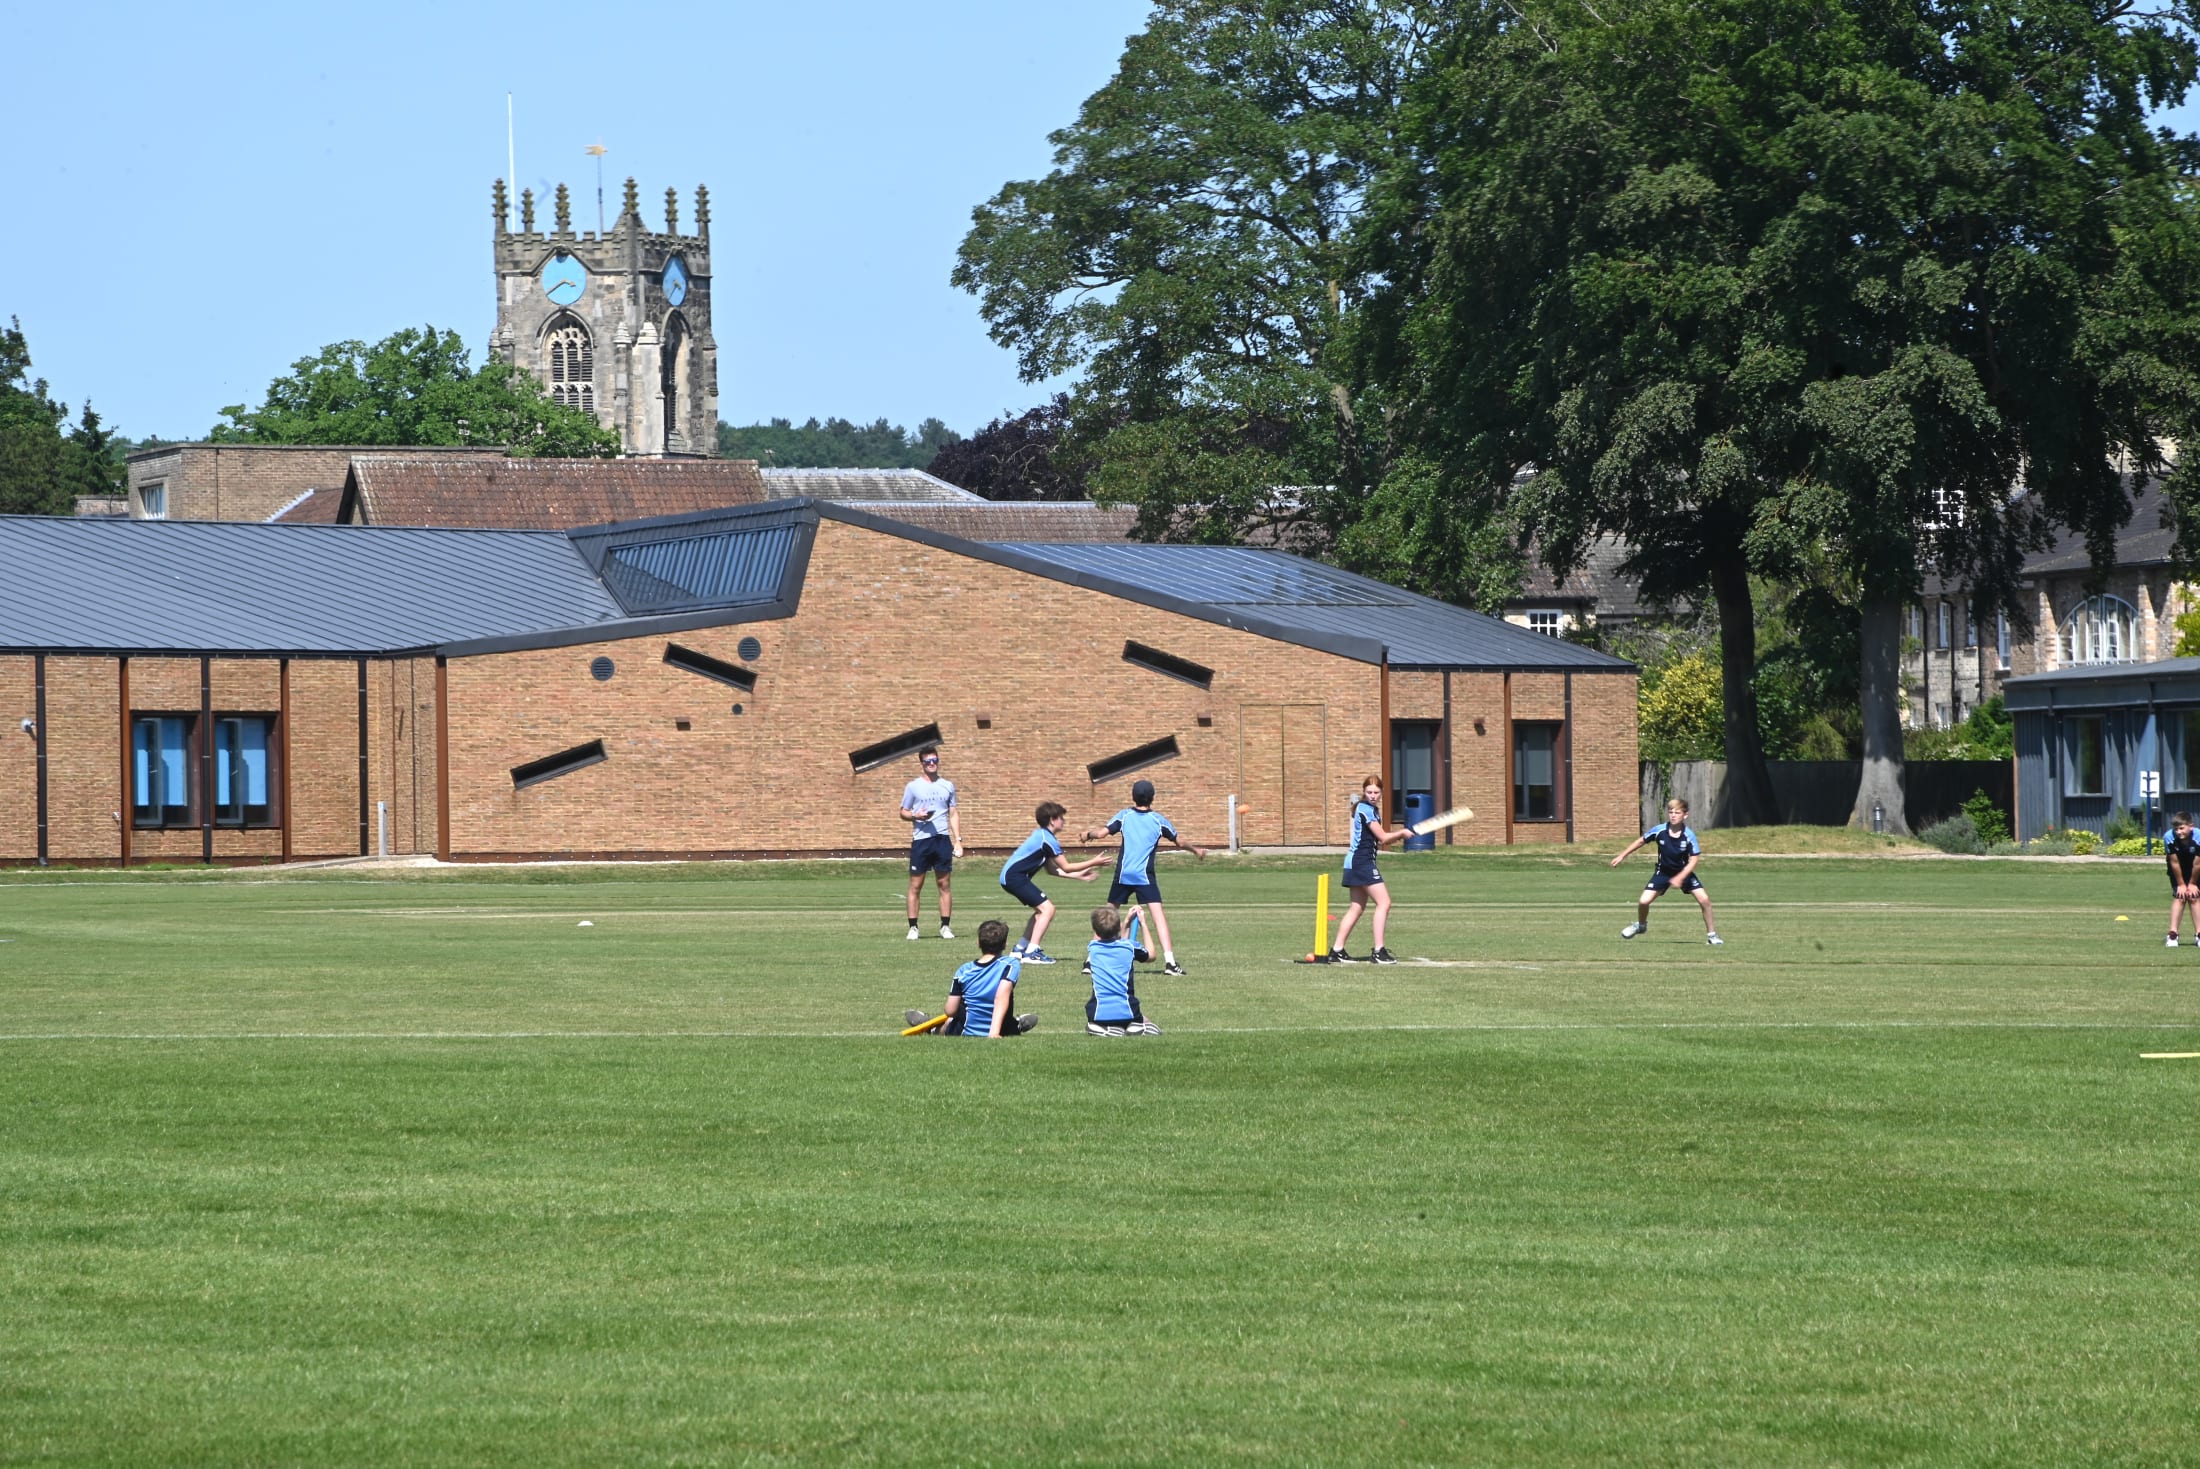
top-left (905, 919), bottom-right (1038, 1037)
top-left (1084, 905), bottom-right (1159, 1036)
top-left (1083, 778), bottom-right (1205, 976)
top-left (998, 801), bottom-right (1110, 964)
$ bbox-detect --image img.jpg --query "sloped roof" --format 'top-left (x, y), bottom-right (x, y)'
top-left (2022, 476), bottom-right (2177, 576)
top-left (986, 540), bottom-right (1633, 671)
top-left (343, 456), bottom-right (771, 529)
top-left (0, 516), bottom-right (622, 655)
top-left (268, 487), bottom-right (342, 524)
top-left (842, 500), bottom-right (1137, 542)
top-left (1510, 536), bottom-right (1671, 619)
top-left (759, 467), bottom-right (982, 502)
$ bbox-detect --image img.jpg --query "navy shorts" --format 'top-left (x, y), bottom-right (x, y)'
top-left (1000, 873), bottom-right (1048, 909)
top-left (1108, 878), bottom-right (1162, 906)
top-left (909, 835), bottom-right (954, 875)
top-left (1647, 869), bottom-right (1704, 895)
top-left (1343, 864), bottom-right (1383, 889)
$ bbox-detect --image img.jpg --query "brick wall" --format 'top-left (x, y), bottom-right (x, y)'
top-left (0, 657), bottom-right (36, 859)
top-left (129, 446), bottom-right (370, 523)
top-left (442, 520), bottom-right (1388, 858)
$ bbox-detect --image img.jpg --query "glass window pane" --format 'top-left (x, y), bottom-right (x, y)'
top-left (241, 719), bottom-right (269, 805)
top-left (1513, 724), bottom-right (1559, 821)
top-left (2182, 712), bottom-right (2200, 790)
top-left (2068, 718), bottom-right (2105, 796)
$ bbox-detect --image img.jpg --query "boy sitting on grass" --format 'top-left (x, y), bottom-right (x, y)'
top-left (906, 919), bottom-right (1038, 1037)
top-left (1085, 905), bottom-right (1160, 1036)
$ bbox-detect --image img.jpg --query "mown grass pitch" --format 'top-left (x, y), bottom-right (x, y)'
top-left (2, 851), bottom-right (2197, 1466)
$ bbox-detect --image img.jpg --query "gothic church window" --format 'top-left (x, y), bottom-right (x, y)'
top-left (544, 317), bottom-right (594, 414)
top-left (2060, 595), bottom-right (2138, 666)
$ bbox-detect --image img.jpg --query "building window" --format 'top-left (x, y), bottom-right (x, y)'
top-left (1964, 605), bottom-right (1978, 649)
top-left (1512, 722), bottom-right (1562, 822)
top-left (1936, 602), bottom-right (1951, 650)
top-left (544, 317), bottom-right (594, 415)
top-left (850, 723), bottom-right (945, 774)
top-left (141, 483), bottom-right (167, 519)
top-left (1996, 613), bottom-right (2010, 671)
top-left (213, 716), bottom-right (275, 826)
top-left (511, 738), bottom-right (608, 789)
top-left (132, 715), bottom-right (193, 828)
top-left (1525, 610), bottom-right (1562, 637)
top-left (1088, 735), bottom-right (1181, 785)
top-left (2176, 710), bottom-right (2200, 791)
top-left (1122, 641), bottom-right (1215, 689)
top-left (134, 713), bottom-right (280, 828)
top-left (2060, 596), bottom-right (2138, 666)
top-left (1908, 606), bottom-right (1923, 641)
top-left (2065, 716), bottom-right (2105, 796)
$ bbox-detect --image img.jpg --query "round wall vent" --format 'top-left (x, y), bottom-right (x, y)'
top-left (737, 637), bottom-right (762, 661)
top-left (731, 703), bottom-right (745, 715)
top-left (590, 656), bottom-right (615, 681)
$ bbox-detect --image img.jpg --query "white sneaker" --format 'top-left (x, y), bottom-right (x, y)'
top-left (906, 926), bottom-right (921, 941)
top-left (1128, 1018), bottom-right (1162, 1035)
top-left (1621, 923), bottom-right (1645, 940)
top-left (1706, 932), bottom-right (1724, 947)
top-left (2170, 934), bottom-right (2182, 949)
top-left (1086, 1021), bottom-right (1126, 1037)
top-left (939, 923), bottom-right (955, 940)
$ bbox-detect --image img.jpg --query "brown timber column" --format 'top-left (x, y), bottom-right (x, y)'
top-left (200, 656), bottom-right (213, 865)
top-left (1440, 671), bottom-right (1455, 846)
top-left (435, 656), bottom-right (451, 862)
top-left (356, 657), bottom-right (369, 856)
top-left (34, 654), bottom-right (48, 866)
top-left (1379, 657), bottom-right (1392, 822)
top-left (1563, 672), bottom-right (1575, 844)
top-left (279, 659), bottom-right (293, 864)
top-left (1501, 672), bottom-right (1514, 847)
top-left (117, 657), bottom-right (130, 866)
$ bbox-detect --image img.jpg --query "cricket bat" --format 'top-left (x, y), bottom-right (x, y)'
top-left (902, 1014), bottom-right (949, 1036)
top-left (1408, 805), bottom-right (1474, 836)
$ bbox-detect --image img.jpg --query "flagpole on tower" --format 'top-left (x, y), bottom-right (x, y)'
top-left (506, 93), bottom-right (516, 228)
top-left (587, 142), bottom-right (608, 233)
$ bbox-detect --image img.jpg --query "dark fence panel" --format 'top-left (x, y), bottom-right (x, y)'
top-left (1647, 760), bottom-right (2013, 830)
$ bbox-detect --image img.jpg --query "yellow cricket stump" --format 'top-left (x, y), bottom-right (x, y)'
top-left (1315, 873), bottom-right (1329, 958)
top-left (902, 1014), bottom-right (948, 1036)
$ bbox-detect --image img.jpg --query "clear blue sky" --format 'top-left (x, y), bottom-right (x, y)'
top-left (7, 1), bottom-right (1155, 442)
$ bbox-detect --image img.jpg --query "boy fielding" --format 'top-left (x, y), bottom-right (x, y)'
top-left (2166, 811), bottom-right (2200, 946)
top-left (999, 801), bottom-right (1111, 964)
top-left (1083, 778), bottom-right (1205, 976)
top-left (1084, 905), bottom-right (1160, 1035)
top-left (1330, 775), bottom-right (1407, 964)
top-left (899, 746), bottom-right (962, 940)
top-left (1612, 797), bottom-right (1723, 946)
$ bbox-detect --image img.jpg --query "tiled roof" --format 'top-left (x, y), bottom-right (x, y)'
top-left (865, 501), bottom-right (1138, 542)
top-left (2021, 476), bottom-right (2177, 576)
top-left (1510, 536), bottom-right (1671, 619)
top-left (269, 488), bottom-right (342, 524)
top-left (758, 467), bottom-right (982, 503)
top-left (345, 456), bottom-right (771, 529)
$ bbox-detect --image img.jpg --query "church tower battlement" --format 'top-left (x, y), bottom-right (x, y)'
top-left (492, 177), bottom-right (717, 457)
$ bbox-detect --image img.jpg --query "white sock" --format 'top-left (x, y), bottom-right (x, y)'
top-left (1164, 949), bottom-right (1176, 964)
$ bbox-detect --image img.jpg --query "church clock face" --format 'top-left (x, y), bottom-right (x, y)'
top-left (539, 252), bottom-right (587, 306)
top-left (662, 256), bottom-right (689, 306)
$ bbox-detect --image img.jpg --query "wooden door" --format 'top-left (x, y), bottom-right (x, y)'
top-left (1240, 704), bottom-right (1329, 845)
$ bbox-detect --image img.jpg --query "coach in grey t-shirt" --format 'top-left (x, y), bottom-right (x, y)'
top-left (899, 746), bottom-right (962, 939)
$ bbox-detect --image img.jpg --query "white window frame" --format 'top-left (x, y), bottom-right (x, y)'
top-left (1996, 613), bottom-right (2010, 671)
top-left (140, 483), bottom-right (167, 520)
top-left (1524, 609), bottom-right (1563, 637)
top-left (2060, 595), bottom-right (2139, 666)
top-left (1936, 603), bottom-right (1952, 650)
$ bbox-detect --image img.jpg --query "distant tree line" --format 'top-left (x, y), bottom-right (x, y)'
top-left (716, 416), bottom-right (960, 469)
top-left (0, 317), bottom-right (131, 514)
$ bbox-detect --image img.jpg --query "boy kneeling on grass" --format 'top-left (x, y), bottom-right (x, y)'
top-left (1085, 905), bottom-right (1160, 1036)
top-left (904, 919), bottom-right (1038, 1037)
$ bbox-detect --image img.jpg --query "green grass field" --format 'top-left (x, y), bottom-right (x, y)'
top-left (3, 850), bottom-right (2197, 1466)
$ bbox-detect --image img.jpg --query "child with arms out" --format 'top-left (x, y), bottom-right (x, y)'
top-left (1611, 797), bottom-right (1722, 946)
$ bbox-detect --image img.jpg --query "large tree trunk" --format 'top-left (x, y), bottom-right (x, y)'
top-left (1710, 556), bottom-right (1778, 826)
top-left (1851, 592), bottom-right (1910, 835)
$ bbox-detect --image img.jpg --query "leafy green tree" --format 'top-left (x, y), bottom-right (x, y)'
top-left (954, 2), bottom-right (1523, 592)
top-left (0, 318), bottom-right (71, 516)
top-left (1378, 0), bottom-right (2200, 834)
top-left (213, 326), bottom-right (617, 456)
top-left (1638, 651), bottom-right (1724, 764)
top-left (715, 415), bottom-right (958, 469)
top-left (59, 401), bottom-right (125, 500)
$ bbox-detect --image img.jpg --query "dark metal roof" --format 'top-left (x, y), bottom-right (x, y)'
top-left (2002, 656), bottom-right (2200, 710)
top-left (989, 543), bottom-right (1634, 671)
top-left (0, 515), bottom-right (623, 656)
top-left (568, 503), bottom-right (812, 616)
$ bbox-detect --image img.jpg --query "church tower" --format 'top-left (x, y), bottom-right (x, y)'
top-left (491, 176), bottom-right (717, 457)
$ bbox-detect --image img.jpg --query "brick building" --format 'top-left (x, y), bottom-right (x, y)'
top-left (0, 503), bottom-right (1635, 865)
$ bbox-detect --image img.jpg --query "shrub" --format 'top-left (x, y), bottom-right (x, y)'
top-left (1639, 652), bottom-right (1724, 763)
top-left (1918, 813), bottom-right (1986, 855)
top-left (2105, 806), bottom-right (2145, 844)
top-left (2071, 828), bottom-right (2101, 856)
top-left (1960, 789), bottom-right (2011, 848)
top-left (2107, 836), bottom-right (2150, 856)
top-left (2026, 829), bottom-right (2079, 856)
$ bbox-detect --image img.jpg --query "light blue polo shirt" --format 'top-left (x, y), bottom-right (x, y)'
top-left (901, 776), bottom-right (956, 840)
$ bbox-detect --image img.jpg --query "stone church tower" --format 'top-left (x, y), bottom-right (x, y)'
top-left (491, 176), bottom-right (717, 457)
